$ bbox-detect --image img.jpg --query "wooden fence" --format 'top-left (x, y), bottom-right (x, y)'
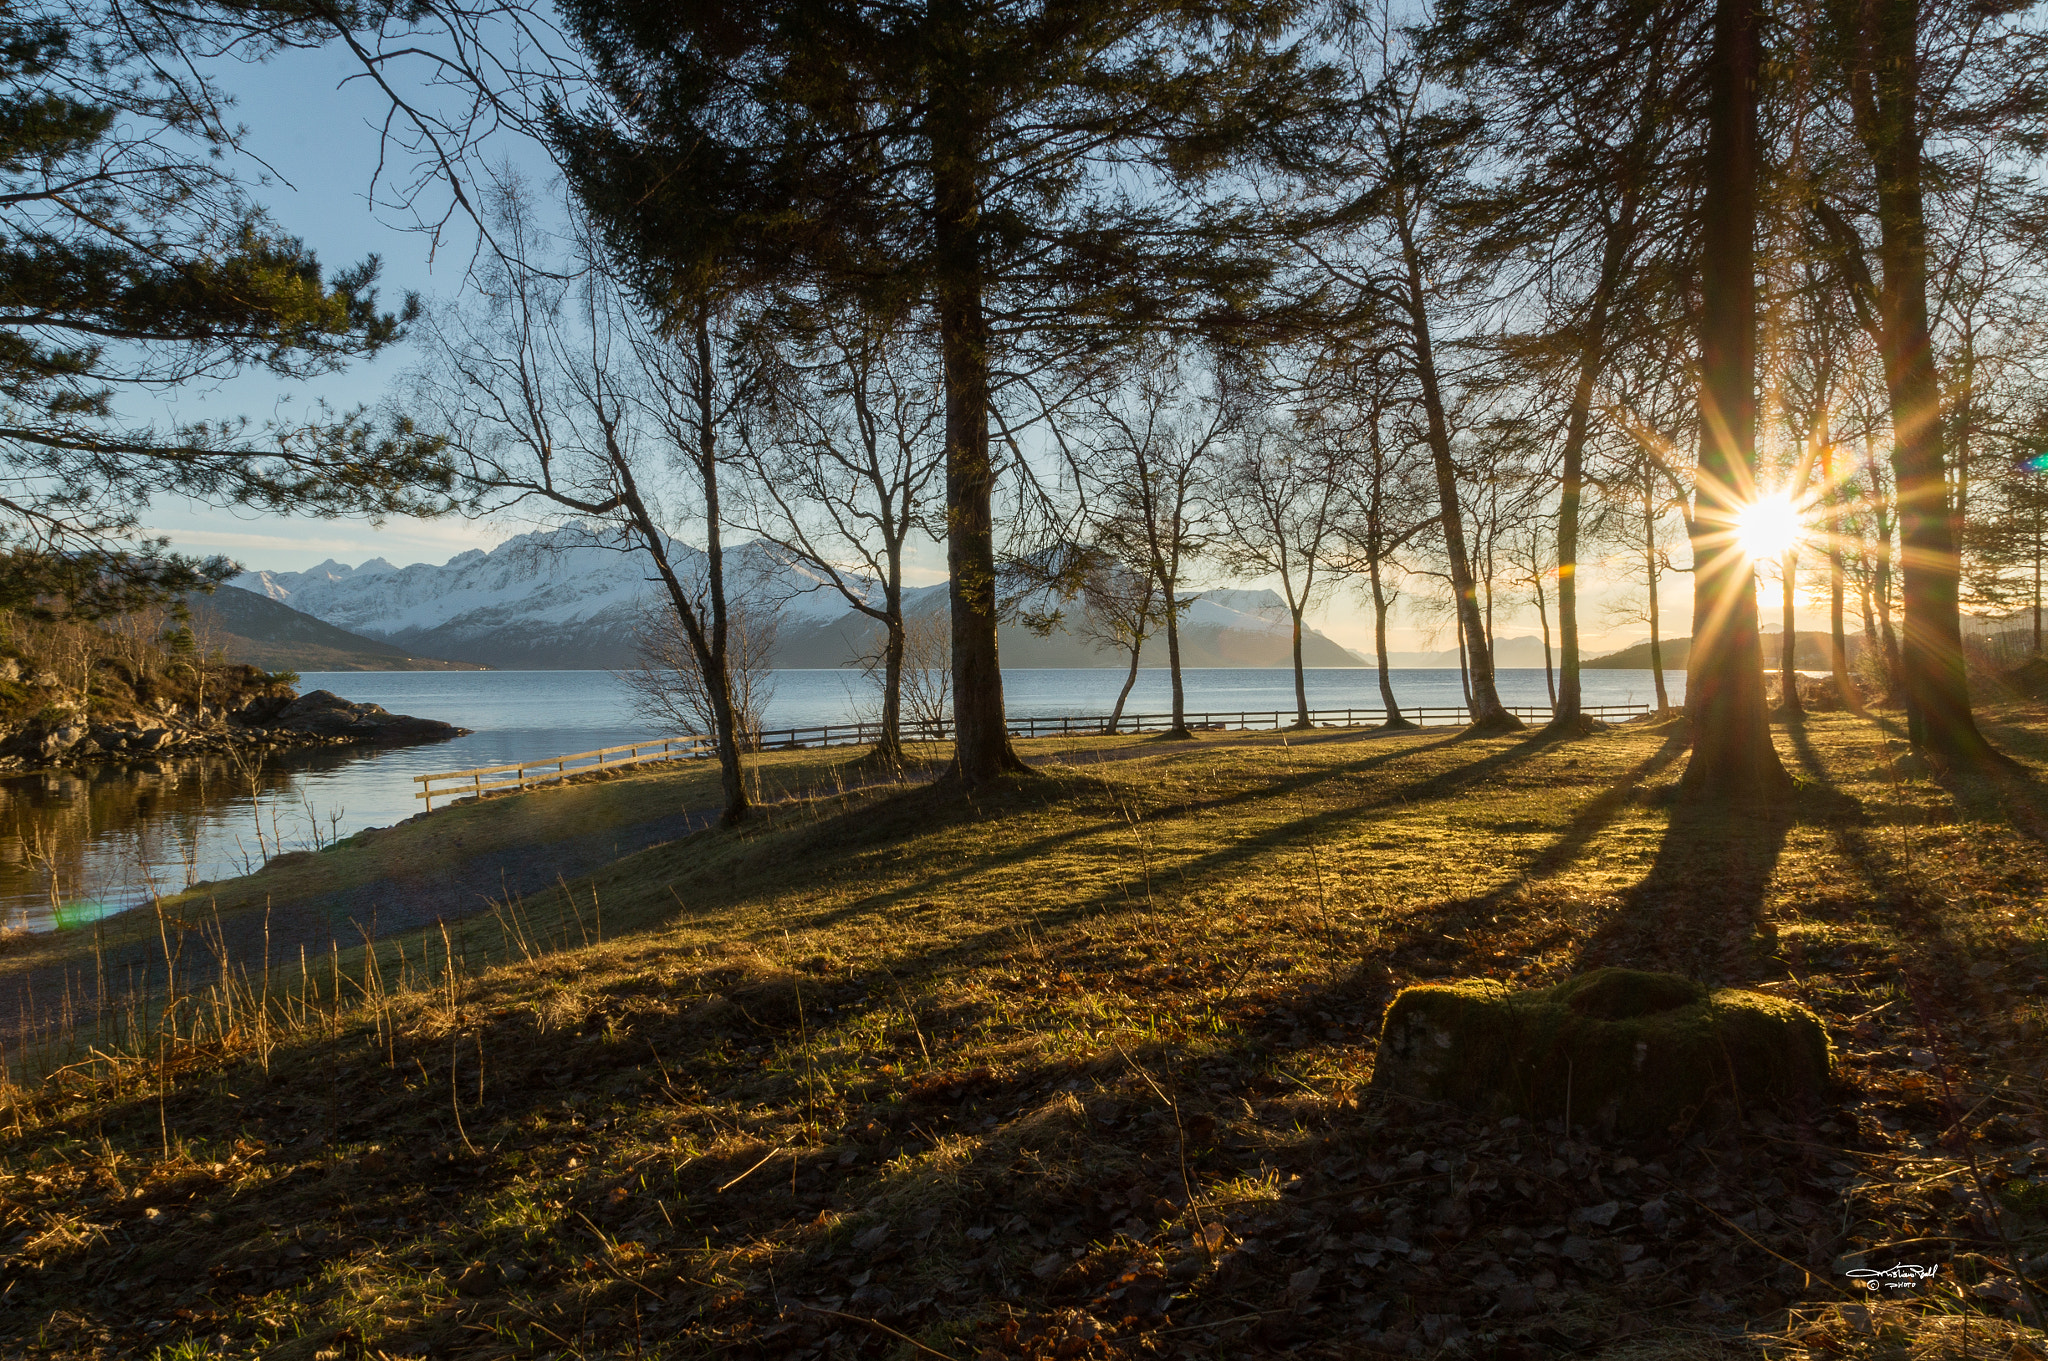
top-left (414, 734), bottom-right (712, 810)
top-left (413, 700), bottom-right (1654, 809)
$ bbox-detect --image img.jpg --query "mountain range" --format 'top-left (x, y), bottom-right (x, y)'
top-left (230, 526), bottom-right (1373, 671)
top-left (184, 586), bottom-right (483, 672)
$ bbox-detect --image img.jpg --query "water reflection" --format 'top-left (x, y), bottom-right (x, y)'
top-left (0, 747), bottom-right (371, 934)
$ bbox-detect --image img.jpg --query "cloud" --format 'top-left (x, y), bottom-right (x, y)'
top-left (140, 519), bottom-right (502, 571)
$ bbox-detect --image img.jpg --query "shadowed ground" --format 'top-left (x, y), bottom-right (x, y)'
top-left (3, 705), bottom-right (2046, 1360)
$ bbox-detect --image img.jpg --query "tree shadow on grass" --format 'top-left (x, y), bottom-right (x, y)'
top-left (1568, 795), bottom-right (1794, 985)
top-left (1930, 706), bottom-right (2048, 846)
top-left (770, 732), bottom-right (1562, 956)
top-left (1349, 732), bottom-right (1692, 976)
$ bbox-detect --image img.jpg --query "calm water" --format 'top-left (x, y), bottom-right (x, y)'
top-left (1, 666), bottom-right (1684, 932)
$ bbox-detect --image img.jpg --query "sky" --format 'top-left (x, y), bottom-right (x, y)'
top-left (126, 40), bottom-right (1850, 662)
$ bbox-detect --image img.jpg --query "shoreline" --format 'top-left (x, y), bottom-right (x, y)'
top-left (0, 687), bottom-right (468, 778)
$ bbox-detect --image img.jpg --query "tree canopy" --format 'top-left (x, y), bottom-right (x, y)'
top-left (0, 0), bottom-right (451, 609)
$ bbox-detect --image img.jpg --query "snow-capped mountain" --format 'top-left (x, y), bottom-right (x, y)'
top-left (235, 527), bottom-right (860, 670)
top-left (236, 526), bottom-right (1368, 670)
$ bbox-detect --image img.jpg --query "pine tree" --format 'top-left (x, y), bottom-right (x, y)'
top-left (545, 0), bottom-right (1338, 786)
top-left (1823, 0), bottom-right (2007, 760)
top-left (1682, 0), bottom-right (1791, 799)
top-left (0, 0), bottom-right (446, 606)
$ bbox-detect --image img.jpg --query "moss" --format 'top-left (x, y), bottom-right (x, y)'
top-left (1370, 966), bottom-right (1832, 1136)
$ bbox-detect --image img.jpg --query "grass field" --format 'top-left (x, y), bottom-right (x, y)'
top-left (4, 704), bottom-right (2048, 1359)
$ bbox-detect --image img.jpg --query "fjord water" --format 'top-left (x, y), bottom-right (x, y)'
top-left (0, 666), bottom-right (1684, 932)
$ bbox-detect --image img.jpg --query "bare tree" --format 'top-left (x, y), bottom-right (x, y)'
top-left (1320, 15), bottom-right (1521, 733)
top-left (1218, 421), bottom-right (1355, 728)
top-left (1305, 360), bottom-right (1435, 730)
top-left (1071, 349), bottom-right (1234, 742)
top-left (896, 608), bottom-right (954, 738)
top-left (624, 596), bottom-right (779, 749)
top-left (737, 314), bottom-right (945, 768)
top-left (1598, 347), bottom-right (1699, 718)
top-left (1505, 524), bottom-right (1560, 708)
top-left (1067, 546), bottom-right (1161, 733)
top-left (406, 182), bottom-right (764, 824)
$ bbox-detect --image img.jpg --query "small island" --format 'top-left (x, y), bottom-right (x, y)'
top-left (0, 605), bottom-right (465, 772)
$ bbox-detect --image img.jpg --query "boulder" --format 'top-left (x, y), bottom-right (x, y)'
top-left (234, 693), bottom-right (293, 725)
top-left (1370, 967), bottom-right (1832, 1137)
top-left (39, 724), bottom-right (84, 759)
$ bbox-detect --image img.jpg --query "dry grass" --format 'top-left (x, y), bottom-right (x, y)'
top-left (3, 708), bottom-right (2048, 1358)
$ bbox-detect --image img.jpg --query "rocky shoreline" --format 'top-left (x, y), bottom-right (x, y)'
top-left (0, 689), bottom-right (468, 773)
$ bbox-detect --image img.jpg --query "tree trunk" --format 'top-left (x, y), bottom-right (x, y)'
top-left (1290, 605), bottom-right (1310, 727)
top-left (933, 101), bottom-right (1024, 785)
top-left (1110, 635), bottom-right (1142, 732)
top-left (1876, 547), bottom-right (1902, 692)
top-left (1535, 572), bottom-right (1555, 708)
top-left (1393, 191), bottom-right (1518, 733)
top-left (1781, 554), bottom-right (1802, 715)
top-left (1455, 599), bottom-right (1473, 710)
top-left (1552, 335), bottom-right (1594, 731)
top-left (875, 611), bottom-right (907, 765)
top-left (686, 311), bottom-right (750, 824)
top-left (1162, 579), bottom-right (1190, 739)
top-left (2034, 502), bottom-right (2042, 655)
top-left (1371, 556), bottom-right (1411, 728)
top-left (1856, 0), bottom-right (1992, 759)
top-left (1644, 485), bottom-right (1671, 713)
top-left (1823, 444), bottom-right (1857, 708)
top-left (1680, 0), bottom-right (1788, 800)
top-left (1548, 211), bottom-right (1636, 735)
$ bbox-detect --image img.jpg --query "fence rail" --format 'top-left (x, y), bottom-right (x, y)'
top-left (414, 735), bottom-right (713, 809)
top-left (412, 700), bottom-right (1655, 809)
top-left (746, 701), bottom-right (1653, 747)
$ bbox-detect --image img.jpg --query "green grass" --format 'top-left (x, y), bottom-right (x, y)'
top-left (4, 709), bottom-right (2048, 1359)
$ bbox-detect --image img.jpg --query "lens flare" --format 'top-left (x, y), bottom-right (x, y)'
top-left (1735, 494), bottom-right (1801, 561)
top-left (2026, 451), bottom-right (2048, 473)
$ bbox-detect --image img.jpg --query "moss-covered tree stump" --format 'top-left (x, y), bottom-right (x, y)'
top-left (1369, 968), bottom-right (1832, 1136)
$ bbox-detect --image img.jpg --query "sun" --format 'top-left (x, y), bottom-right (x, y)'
top-left (1734, 494), bottom-right (1802, 560)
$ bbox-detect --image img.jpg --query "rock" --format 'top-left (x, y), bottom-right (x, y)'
top-left (234, 693), bottom-right (294, 724)
top-left (0, 658), bottom-right (18, 683)
top-left (272, 689), bottom-right (462, 746)
top-left (39, 724), bottom-right (83, 758)
top-left (1369, 967), bottom-right (1832, 1137)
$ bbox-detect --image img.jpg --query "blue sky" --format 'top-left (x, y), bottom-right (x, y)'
top-left (124, 39), bottom-right (1732, 657)
top-left (139, 41), bottom-right (512, 574)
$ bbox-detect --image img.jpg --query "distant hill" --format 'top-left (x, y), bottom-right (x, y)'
top-left (236, 527), bottom-right (1371, 670)
top-left (1585, 637), bottom-right (1689, 670)
top-left (772, 586), bottom-right (1368, 670)
top-left (186, 587), bottom-right (485, 672)
top-left (1586, 632), bottom-right (1866, 671)
top-left (1378, 635), bottom-right (1566, 668)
